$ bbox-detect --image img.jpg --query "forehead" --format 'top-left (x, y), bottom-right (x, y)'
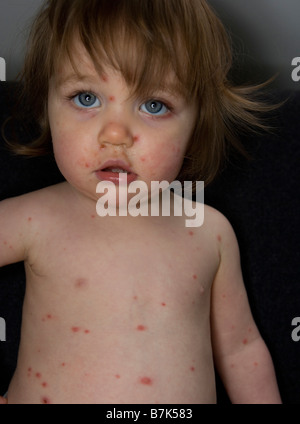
top-left (52, 40), bottom-right (186, 98)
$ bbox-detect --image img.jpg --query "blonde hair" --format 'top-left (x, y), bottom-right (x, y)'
top-left (6, 0), bottom-right (272, 185)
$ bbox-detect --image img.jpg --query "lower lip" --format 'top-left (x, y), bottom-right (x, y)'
top-left (95, 171), bottom-right (137, 185)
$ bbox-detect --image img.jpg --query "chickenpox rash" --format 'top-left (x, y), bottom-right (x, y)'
top-left (75, 278), bottom-right (88, 288)
top-left (189, 231), bottom-right (194, 236)
top-left (108, 95), bottom-right (115, 102)
top-left (133, 135), bottom-right (140, 142)
top-left (115, 374), bottom-right (121, 379)
top-left (140, 376), bottom-right (153, 386)
top-left (242, 338), bottom-right (248, 345)
top-left (161, 302), bottom-right (166, 307)
top-left (192, 274), bottom-right (197, 280)
top-left (136, 325), bottom-right (147, 331)
top-left (71, 326), bottom-right (91, 334)
top-left (217, 235), bottom-right (222, 242)
top-left (27, 217), bottom-right (32, 222)
top-left (41, 396), bottom-right (51, 404)
top-left (190, 366), bottom-right (195, 372)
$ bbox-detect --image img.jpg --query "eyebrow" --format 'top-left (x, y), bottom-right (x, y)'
top-left (55, 73), bottom-right (99, 88)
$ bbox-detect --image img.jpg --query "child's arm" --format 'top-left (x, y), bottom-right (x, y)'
top-left (0, 196), bottom-right (32, 268)
top-left (210, 214), bottom-right (282, 404)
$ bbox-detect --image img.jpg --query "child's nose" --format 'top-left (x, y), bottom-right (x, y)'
top-left (98, 121), bottom-right (134, 148)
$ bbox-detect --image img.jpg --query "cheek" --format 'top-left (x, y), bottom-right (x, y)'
top-left (141, 138), bottom-right (185, 181)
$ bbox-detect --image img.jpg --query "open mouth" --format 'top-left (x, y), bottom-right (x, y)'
top-left (95, 161), bottom-right (137, 185)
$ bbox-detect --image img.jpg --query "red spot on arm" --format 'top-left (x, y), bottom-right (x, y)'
top-left (140, 376), bottom-right (153, 386)
top-left (136, 325), bottom-right (147, 331)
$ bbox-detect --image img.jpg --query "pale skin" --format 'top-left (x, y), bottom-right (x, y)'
top-left (0, 44), bottom-right (281, 404)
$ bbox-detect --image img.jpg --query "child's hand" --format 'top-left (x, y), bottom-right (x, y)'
top-left (0, 396), bottom-right (7, 404)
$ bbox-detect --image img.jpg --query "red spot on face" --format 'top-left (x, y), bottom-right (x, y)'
top-left (109, 95), bottom-right (115, 102)
top-left (140, 376), bottom-right (153, 386)
top-left (242, 338), bottom-right (248, 345)
top-left (137, 325), bottom-right (146, 331)
top-left (72, 326), bottom-right (80, 333)
top-left (140, 156), bottom-right (146, 162)
top-left (133, 135), bottom-right (140, 142)
top-left (101, 74), bottom-right (108, 82)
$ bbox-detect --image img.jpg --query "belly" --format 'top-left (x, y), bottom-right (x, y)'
top-left (8, 311), bottom-right (216, 404)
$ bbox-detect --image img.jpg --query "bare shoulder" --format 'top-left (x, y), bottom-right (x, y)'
top-left (0, 183), bottom-right (69, 266)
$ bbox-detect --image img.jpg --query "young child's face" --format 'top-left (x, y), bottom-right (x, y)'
top-left (48, 42), bottom-right (197, 206)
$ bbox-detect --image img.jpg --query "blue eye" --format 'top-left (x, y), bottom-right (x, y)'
top-left (73, 92), bottom-right (100, 108)
top-left (141, 100), bottom-right (168, 116)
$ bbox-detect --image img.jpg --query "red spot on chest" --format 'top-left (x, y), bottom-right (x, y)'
top-left (140, 376), bottom-right (153, 386)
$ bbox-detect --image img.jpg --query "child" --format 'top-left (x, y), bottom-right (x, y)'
top-left (0, 0), bottom-right (281, 404)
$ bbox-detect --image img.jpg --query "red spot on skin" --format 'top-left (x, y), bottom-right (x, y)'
top-left (41, 396), bottom-right (51, 404)
top-left (189, 231), bottom-right (194, 236)
top-left (254, 362), bottom-right (258, 367)
top-left (230, 363), bottom-right (235, 368)
top-left (84, 329), bottom-right (90, 334)
top-left (140, 157), bottom-right (146, 162)
top-left (161, 302), bottom-right (166, 307)
top-left (42, 382), bottom-right (48, 388)
top-left (109, 95), bottom-right (115, 102)
top-left (101, 74), bottom-right (108, 82)
top-left (217, 235), bottom-right (222, 242)
top-left (137, 325), bottom-right (147, 331)
top-left (61, 363), bottom-right (66, 367)
top-left (133, 135), bottom-right (140, 142)
top-left (91, 214), bottom-right (96, 219)
top-left (46, 314), bottom-right (52, 320)
top-left (85, 162), bottom-right (91, 168)
top-left (72, 326), bottom-right (80, 333)
top-left (115, 374), bottom-right (121, 379)
top-left (242, 338), bottom-right (248, 345)
top-left (193, 274), bottom-right (197, 280)
top-left (36, 372), bottom-right (41, 379)
top-left (75, 278), bottom-right (88, 288)
top-left (3, 241), bottom-right (7, 245)
top-left (190, 366), bottom-right (195, 372)
top-left (140, 377), bottom-right (153, 386)
top-left (28, 217), bottom-right (32, 222)
top-left (133, 296), bottom-right (138, 300)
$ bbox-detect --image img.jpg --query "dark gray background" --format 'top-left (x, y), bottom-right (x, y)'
top-left (0, 0), bottom-right (299, 89)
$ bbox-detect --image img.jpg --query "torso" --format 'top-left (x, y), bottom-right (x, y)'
top-left (7, 183), bottom-right (220, 404)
